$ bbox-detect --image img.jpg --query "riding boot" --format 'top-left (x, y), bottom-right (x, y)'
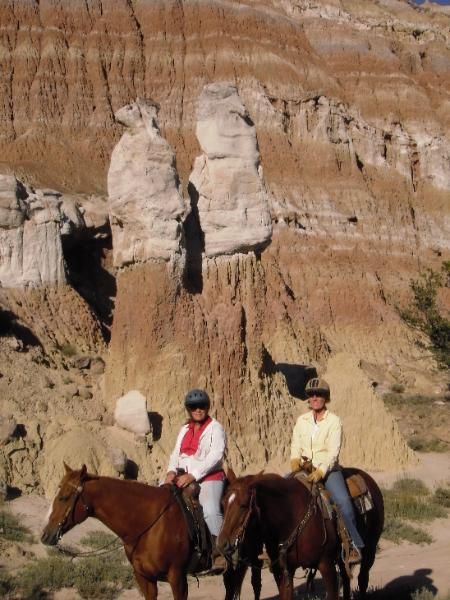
top-left (210, 535), bottom-right (227, 574)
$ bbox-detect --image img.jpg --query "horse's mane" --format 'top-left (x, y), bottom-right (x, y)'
top-left (253, 473), bottom-right (309, 499)
top-left (86, 474), bottom-right (166, 499)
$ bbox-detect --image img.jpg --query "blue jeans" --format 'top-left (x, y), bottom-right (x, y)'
top-left (324, 470), bottom-right (364, 548)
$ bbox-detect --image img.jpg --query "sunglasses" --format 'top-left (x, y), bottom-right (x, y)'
top-left (188, 403), bottom-right (209, 411)
top-left (306, 392), bottom-right (327, 399)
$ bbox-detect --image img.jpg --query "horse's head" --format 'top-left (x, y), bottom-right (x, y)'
top-left (41, 463), bottom-right (92, 546)
top-left (217, 469), bottom-right (261, 567)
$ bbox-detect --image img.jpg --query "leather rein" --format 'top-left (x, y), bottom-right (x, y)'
top-left (55, 479), bottom-right (177, 560)
top-left (230, 484), bottom-right (317, 576)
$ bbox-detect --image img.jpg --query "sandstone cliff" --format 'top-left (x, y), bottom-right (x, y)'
top-left (1, 0), bottom-right (450, 494)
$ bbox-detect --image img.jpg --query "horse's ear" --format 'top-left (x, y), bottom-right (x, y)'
top-left (63, 462), bottom-right (72, 474)
top-left (227, 468), bottom-right (237, 483)
top-left (80, 464), bottom-right (88, 480)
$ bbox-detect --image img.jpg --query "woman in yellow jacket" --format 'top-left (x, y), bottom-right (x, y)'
top-left (290, 377), bottom-right (364, 564)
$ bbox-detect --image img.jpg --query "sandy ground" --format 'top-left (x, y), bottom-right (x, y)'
top-left (6, 453), bottom-right (450, 599)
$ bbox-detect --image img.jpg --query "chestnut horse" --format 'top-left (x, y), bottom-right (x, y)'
top-left (41, 464), bottom-right (259, 600)
top-left (218, 468), bottom-right (384, 600)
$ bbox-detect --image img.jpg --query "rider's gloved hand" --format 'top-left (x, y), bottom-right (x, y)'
top-left (290, 458), bottom-right (303, 472)
top-left (176, 473), bottom-right (196, 488)
top-left (164, 471), bottom-right (176, 484)
top-left (307, 468), bottom-right (324, 483)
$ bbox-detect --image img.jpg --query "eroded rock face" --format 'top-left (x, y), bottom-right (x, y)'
top-left (0, 175), bottom-right (66, 287)
top-left (189, 83), bottom-right (272, 257)
top-left (107, 99), bottom-right (189, 267)
top-left (0, 175), bottom-right (104, 288)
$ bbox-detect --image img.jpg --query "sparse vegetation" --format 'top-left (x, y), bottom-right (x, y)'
top-left (0, 508), bottom-right (33, 543)
top-left (6, 542), bottom-right (134, 599)
top-left (382, 393), bottom-right (449, 452)
top-left (390, 383), bottom-right (405, 394)
top-left (382, 478), bottom-right (448, 545)
top-left (59, 342), bottom-right (77, 357)
top-left (399, 262), bottom-right (450, 369)
top-left (408, 435), bottom-right (447, 453)
top-left (79, 530), bottom-right (118, 549)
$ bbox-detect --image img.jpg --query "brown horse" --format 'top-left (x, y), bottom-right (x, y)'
top-left (218, 468), bottom-right (384, 600)
top-left (41, 464), bottom-right (258, 599)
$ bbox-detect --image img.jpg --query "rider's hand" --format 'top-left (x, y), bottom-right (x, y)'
top-left (176, 473), bottom-right (196, 488)
top-left (290, 458), bottom-right (302, 472)
top-left (164, 471), bottom-right (176, 484)
top-left (307, 468), bottom-right (324, 483)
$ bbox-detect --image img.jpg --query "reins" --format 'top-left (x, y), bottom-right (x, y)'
top-left (277, 492), bottom-right (317, 582)
top-left (55, 480), bottom-right (177, 561)
top-left (233, 488), bottom-right (257, 552)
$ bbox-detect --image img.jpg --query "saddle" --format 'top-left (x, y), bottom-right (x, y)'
top-left (293, 469), bottom-right (374, 577)
top-left (170, 482), bottom-right (213, 574)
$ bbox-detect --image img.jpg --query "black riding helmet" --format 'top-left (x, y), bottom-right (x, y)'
top-left (184, 389), bottom-right (210, 409)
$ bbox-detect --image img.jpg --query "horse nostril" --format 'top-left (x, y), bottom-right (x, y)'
top-left (41, 531), bottom-right (56, 546)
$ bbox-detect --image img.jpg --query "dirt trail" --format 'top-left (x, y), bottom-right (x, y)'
top-left (6, 453), bottom-right (450, 599)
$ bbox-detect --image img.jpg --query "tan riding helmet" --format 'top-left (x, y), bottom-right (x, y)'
top-left (305, 377), bottom-right (330, 399)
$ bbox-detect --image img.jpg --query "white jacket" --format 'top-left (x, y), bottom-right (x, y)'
top-left (167, 418), bottom-right (227, 482)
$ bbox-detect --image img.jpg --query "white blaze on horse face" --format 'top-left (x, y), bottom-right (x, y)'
top-left (44, 489), bottom-right (59, 525)
top-left (228, 492), bottom-right (236, 505)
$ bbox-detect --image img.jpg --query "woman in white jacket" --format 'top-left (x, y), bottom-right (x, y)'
top-left (164, 389), bottom-right (227, 556)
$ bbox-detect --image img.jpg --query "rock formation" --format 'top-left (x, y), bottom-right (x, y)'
top-left (189, 83), bottom-right (272, 257)
top-left (0, 175), bottom-right (66, 287)
top-left (107, 99), bottom-right (189, 267)
top-left (1, 0), bottom-right (450, 494)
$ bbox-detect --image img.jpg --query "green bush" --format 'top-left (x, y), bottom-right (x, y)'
top-left (382, 517), bottom-right (433, 545)
top-left (0, 509), bottom-right (33, 543)
top-left (381, 478), bottom-right (448, 545)
top-left (408, 436), bottom-right (447, 453)
top-left (434, 485), bottom-right (450, 508)
top-left (399, 263), bottom-right (450, 369)
top-left (79, 530), bottom-right (117, 549)
top-left (10, 550), bottom-right (134, 599)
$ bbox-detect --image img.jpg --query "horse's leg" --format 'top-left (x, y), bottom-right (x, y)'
top-left (223, 566), bottom-right (243, 600)
top-left (338, 558), bottom-right (351, 600)
top-left (358, 544), bottom-right (376, 598)
top-left (167, 568), bottom-right (188, 600)
top-left (134, 572), bottom-right (158, 600)
top-left (318, 558), bottom-right (339, 600)
top-left (250, 565), bottom-right (262, 600)
top-left (278, 570), bottom-right (294, 600)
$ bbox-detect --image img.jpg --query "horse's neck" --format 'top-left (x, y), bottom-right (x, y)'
top-left (256, 478), bottom-right (309, 532)
top-left (84, 478), bottom-right (166, 540)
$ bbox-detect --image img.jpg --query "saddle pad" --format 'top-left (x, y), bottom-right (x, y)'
top-left (346, 473), bottom-right (368, 498)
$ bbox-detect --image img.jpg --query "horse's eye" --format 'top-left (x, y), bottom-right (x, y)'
top-left (58, 495), bottom-right (69, 502)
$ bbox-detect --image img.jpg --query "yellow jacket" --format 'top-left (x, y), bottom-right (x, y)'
top-left (290, 409), bottom-right (342, 476)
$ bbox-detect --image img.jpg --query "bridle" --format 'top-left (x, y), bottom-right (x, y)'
top-left (225, 487), bottom-right (258, 566)
top-left (54, 479), bottom-right (91, 542)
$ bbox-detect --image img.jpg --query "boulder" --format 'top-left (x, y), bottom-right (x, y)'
top-left (90, 357), bottom-right (106, 375)
top-left (114, 390), bottom-right (151, 436)
top-left (189, 83), bottom-right (272, 257)
top-left (39, 428), bottom-right (116, 498)
top-left (108, 447), bottom-right (128, 475)
top-left (107, 98), bottom-right (189, 267)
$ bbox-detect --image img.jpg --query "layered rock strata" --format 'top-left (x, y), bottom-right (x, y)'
top-left (1, 0), bottom-right (450, 492)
